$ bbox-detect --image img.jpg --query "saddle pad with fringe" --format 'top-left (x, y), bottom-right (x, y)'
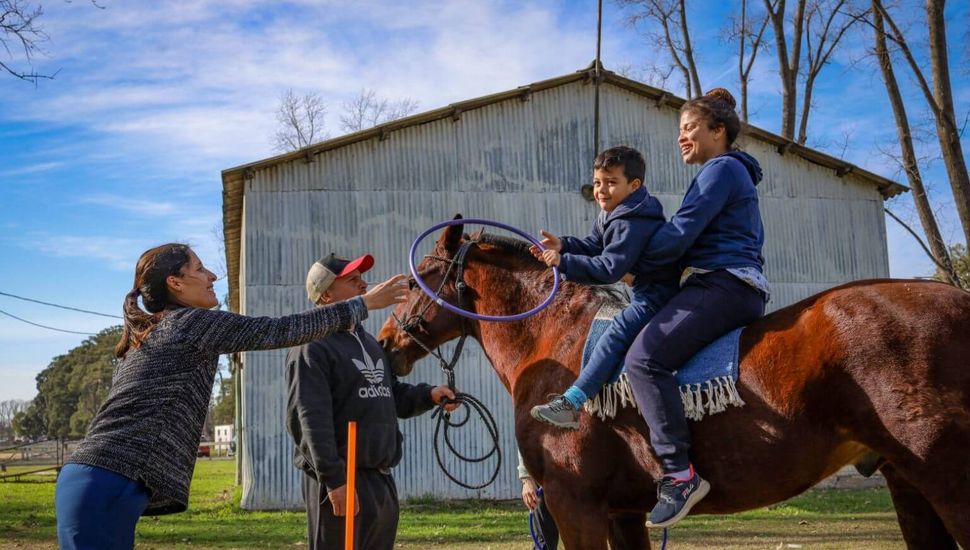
top-left (581, 302), bottom-right (746, 422)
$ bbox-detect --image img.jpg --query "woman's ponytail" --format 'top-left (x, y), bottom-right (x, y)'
top-left (114, 244), bottom-right (191, 358)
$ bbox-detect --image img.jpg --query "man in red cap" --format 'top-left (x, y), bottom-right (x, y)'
top-left (286, 253), bottom-right (459, 550)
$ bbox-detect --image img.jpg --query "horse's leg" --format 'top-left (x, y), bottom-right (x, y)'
top-left (880, 464), bottom-right (956, 550)
top-left (862, 402), bottom-right (970, 547)
top-left (608, 512), bottom-right (650, 550)
top-left (543, 485), bottom-right (611, 550)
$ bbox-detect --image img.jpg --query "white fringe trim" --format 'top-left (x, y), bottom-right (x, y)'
top-left (583, 374), bottom-right (746, 422)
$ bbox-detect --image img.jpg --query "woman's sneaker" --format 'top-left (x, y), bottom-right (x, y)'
top-left (645, 466), bottom-right (710, 528)
top-left (530, 394), bottom-right (580, 430)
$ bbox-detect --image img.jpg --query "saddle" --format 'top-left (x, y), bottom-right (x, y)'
top-left (582, 300), bottom-right (746, 421)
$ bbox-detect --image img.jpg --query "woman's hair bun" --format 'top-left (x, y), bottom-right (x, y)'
top-left (705, 87), bottom-right (737, 110)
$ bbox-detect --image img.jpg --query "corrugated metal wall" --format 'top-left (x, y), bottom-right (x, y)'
top-left (238, 80), bottom-right (889, 509)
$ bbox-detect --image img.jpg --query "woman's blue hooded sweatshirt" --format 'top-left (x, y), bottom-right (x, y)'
top-left (557, 186), bottom-right (679, 286)
top-left (643, 151), bottom-right (765, 271)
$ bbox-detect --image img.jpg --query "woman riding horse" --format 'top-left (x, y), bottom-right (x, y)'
top-left (623, 87), bottom-right (771, 527)
top-left (380, 227), bottom-right (970, 549)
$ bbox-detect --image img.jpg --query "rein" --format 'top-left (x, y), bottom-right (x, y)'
top-left (392, 238), bottom-right (502, 490)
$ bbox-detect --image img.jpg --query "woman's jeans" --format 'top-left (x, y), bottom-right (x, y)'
top-left (55, 463), bottom-right (150, 550)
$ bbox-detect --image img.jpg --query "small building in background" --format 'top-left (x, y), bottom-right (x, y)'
top-left (214, 424), bottom-right (234, 444)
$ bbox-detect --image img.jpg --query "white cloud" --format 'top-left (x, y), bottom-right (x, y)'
top-left (28, 235), bottom-right (147, 270)
top-left (0, 162), bottom-right (65, 178)
top-left (5, 1), bottom-right (598, 175)
top-left (81, 194), bottom-right (179, 216)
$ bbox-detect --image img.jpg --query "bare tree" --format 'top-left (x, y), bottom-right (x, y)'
top-left (0, 399), bottom-right (30, 440)
top-left (618, 0), bottom-right (703, 98)
top-left (871, 0), bottom-right (970, 247)
top-left (273, 89), bottom-right (328, 152)
top-left (724, 0), bottom-right (771, 120)
top-left (795, 0), bottom-right (868, 144)
top-left (1, 0), bottom-right (51, 82)
top-left (1, 0), bottom-right (103, 82)
top-left (764, 0), bottom-right (806, 139)
top-left (615, 62), bottom-right (678, 90)
top-left (870, 1), bottom-right (958, 286)
top-left (339, 88), bottom-right (419, 133)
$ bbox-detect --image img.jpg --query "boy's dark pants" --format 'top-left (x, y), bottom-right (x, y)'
top-left (302, 469), bottom-right (399, 550)
top-left (623, 270), bottom-right (765, 473)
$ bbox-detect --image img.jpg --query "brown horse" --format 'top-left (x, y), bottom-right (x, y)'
top-left (378, 221), bottom-right (970, 550)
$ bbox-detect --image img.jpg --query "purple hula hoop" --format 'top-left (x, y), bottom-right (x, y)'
top-left (408, 218), bottom-right (561, 322)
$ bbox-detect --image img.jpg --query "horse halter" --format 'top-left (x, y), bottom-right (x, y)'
top-left (391, 238), bottom-right (476, 388)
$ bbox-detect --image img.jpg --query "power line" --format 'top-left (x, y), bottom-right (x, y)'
top-left (0, 308), bottom-right (98, 336)
top-left (0, 290), bottom-right (122, 319)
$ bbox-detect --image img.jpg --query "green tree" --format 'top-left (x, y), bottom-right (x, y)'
top-left (12, 396), bottom-right (46, 440)
top-left (211, 369), bottom-right (235, 426)
top-left (14, 326), bottom-right (121, 439)
top-left (934, 244), bottom-right (970, 289)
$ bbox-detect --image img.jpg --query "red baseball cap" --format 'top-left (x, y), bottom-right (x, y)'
top-left (306, 253), bottom-right (375, 302)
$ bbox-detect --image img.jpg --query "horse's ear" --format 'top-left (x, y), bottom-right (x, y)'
top-left (435, 213), bottom-right (464, 254)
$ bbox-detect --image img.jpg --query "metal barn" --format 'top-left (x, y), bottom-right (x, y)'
top-left (221, 66), bottom-right (905, 509)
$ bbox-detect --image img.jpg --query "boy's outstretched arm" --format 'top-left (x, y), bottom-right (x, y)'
top-left (558, 220), bottom-right (648, 284)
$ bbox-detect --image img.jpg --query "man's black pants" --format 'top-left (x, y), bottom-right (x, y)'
top-left (302, 469), bottom-right (399, 550)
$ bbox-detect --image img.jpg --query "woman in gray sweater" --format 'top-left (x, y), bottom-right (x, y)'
top-left (54, 243), bottom-right (408, 550)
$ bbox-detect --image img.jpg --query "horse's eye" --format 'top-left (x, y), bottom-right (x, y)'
top-left (408, 278), bottom-right (418, 290)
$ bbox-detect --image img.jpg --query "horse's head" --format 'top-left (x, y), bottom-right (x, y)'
top-left (378, 215), bottom-right (474, 376)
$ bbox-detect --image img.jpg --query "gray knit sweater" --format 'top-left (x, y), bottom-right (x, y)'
top-left (69, 297), bottom-right (367, 515)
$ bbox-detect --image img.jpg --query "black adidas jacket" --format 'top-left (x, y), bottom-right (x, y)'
top-left (285, 324), bottom-right (436, 491)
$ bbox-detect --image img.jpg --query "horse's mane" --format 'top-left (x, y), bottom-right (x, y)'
top-left (473, 231), bottom-right (627, 306)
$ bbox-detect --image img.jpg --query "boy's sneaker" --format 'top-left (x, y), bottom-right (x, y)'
top-left (530, 394), bottom-right (580, 430)
top-left (645, 466), bottom-right (710, 528)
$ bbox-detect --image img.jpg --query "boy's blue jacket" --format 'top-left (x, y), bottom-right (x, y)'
top-left (642, 151), bottom-right (765, 271)
top-left (558, 186), bottom-right (679, 285)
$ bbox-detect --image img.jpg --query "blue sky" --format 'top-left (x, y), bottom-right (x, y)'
top-left (1, 0), bottom-right (967, 401)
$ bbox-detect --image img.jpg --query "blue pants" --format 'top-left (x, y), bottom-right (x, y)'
top-left (624, 270), bottom-right (765, 472)
top-left (55, 463), bottom-right (150, 550)
top-left (573, 282), bottom-right (676, 401)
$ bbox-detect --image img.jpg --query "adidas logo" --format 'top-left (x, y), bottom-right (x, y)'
top-left (358, 385), bottom-right (392, 398)
top-left (352, 353), bottom-right (385, 385)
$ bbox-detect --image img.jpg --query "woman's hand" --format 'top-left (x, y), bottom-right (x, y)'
top-left (431, 385), bottom-right (460, 412)
top-left (521, 477), bottom-right (539, 510)
top-left (362, 274), bottom-right (409, 310)
top-left (528, 230), bottom-right (562, 256)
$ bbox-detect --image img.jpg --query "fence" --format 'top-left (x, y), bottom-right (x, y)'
top-left (0, 439), bottom-right (79, 482)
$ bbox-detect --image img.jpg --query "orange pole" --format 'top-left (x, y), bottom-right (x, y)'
top-left (344, 421), bottom-right (357, 550)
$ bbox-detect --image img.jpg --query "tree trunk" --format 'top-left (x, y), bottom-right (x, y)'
top-left (679, 0), bottom-right (702, 97)
top-left (872, 1), bottom-right (957, 285)
top-left (796, 75), bottom-right (815, 144)
top-left (926, 0), bottom-right (970, 247)
top-left (741, 78), bottom-right (749, 121)
top-left (765, 0), bottom-right (805, 140)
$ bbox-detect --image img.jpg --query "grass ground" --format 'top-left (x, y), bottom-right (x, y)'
top-left (0, 460), bottom-right (905, 549)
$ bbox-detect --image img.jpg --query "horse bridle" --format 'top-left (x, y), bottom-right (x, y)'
top-left (392, 237), bottom-right (503, 491)
top-left (391, 238), bottom-right (477, 389)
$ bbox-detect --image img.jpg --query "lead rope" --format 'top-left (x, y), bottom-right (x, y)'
top-left (396, 239), bottom-right (502, 490)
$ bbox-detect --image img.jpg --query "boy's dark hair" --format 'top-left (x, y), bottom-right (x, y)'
top-left (593, 146), bottom-right (646, 184)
